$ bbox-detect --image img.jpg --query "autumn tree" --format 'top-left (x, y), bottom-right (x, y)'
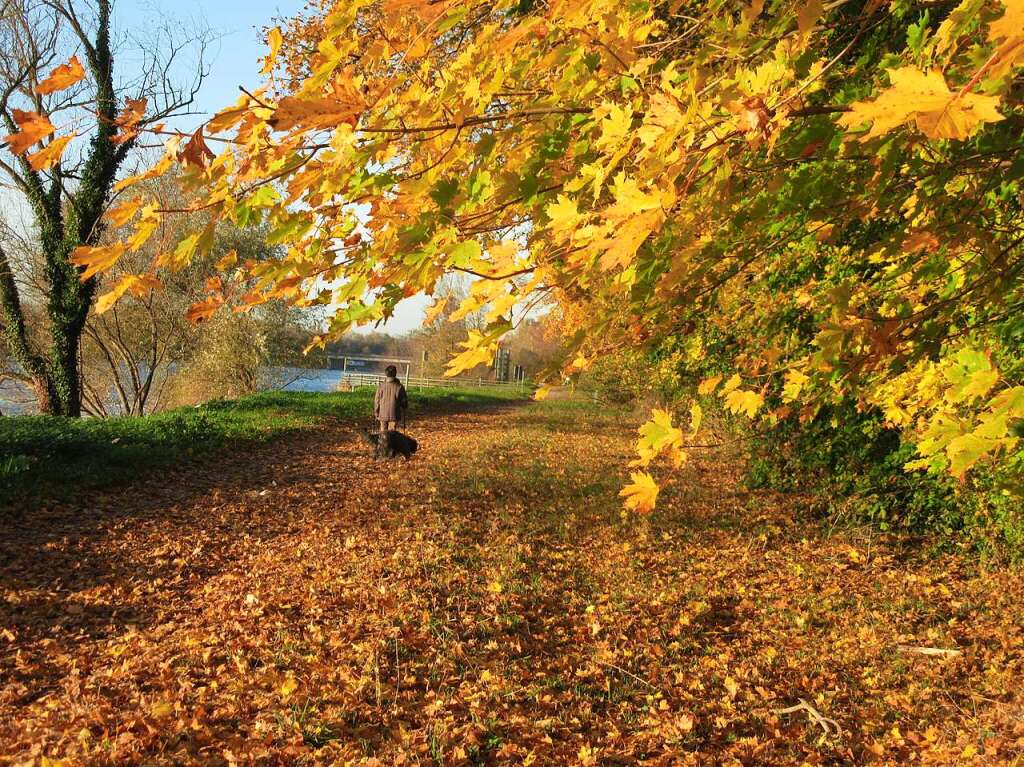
top-left (90, 0), bottom-right (1024, 507)
top-left (0, 0), bottom-right (210, 416)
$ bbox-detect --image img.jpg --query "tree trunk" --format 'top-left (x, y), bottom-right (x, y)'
top-left (30, 373), bottom-right (58, 415)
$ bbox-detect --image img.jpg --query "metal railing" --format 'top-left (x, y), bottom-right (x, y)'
top-left (336, 373), bottom-right (528, 391)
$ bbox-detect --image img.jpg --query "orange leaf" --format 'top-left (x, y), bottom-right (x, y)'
top-left (268, 94), bottom-right (365, 132)
top-left (69, 244), bottom-right (127, 281)
top-left (35, 55), bottom-right (86, 95)
top-left (105, 198), bottom-right (144, 228)
top-left (178, 127), bottom-right (215, 168)
top-left (3, 110), bottom-right (55, 154)
top-left (112, 98), bottom-right (148, 145)
top-left (27, 134), bottom-right (75, 170)
top-left (186, 295), bottom-right (225, 323)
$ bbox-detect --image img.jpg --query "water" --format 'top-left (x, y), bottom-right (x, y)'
top-left (0, 380), bottom-right (34, 416)
top-left (273, 367), bottom-right (353, 393)
top-left (0, 367), bottom-right (361, 416)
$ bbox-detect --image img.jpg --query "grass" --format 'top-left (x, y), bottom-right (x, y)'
top-left (0, 385), bottom-right (524, 509)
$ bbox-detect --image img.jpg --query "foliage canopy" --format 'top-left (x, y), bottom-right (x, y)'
top-left (15, 0), bottom-right (1024, 502)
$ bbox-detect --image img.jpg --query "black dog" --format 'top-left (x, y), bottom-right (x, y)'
top-left (362, 428), bottom-right (418, 460)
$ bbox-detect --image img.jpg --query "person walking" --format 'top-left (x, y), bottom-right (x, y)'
top-left (374, 365), bottom-right (408, 433)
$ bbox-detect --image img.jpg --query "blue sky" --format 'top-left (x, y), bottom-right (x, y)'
top-left (115, 0), bottom-right (301, 121)
top-left (113, 1), bottom-right (431, 334)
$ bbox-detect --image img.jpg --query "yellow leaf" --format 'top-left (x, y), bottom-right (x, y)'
top-left (698, 375), bottom-right (723, 395)
top-left (487, 580), bottom-right (503, 594)
top-left (215, 249), bottom-right (238, 271)
top-left (724, 389), bottom-right (764, 419)
top-left (596, 208), bottom-right (663, 271)
top-left (27, 134), bottom-right (75, 170)
top-left (838, 67), bottom-right (1003, 141)
top-left (546, 194), bottom-right (582, 235)
top-left (637, 408), bottom-right (684, 456)
top-left (151, 701), bottom-right (174, 718)
top-left (128, 207), bottom-right (161, 252)
top-left (721, 373), bottom-right (743, 395)
top-left (95, 274), bottom-right (162, 314)
top-left (69, 244), bottom-right (126, 281)
top-left (36, 55), bottom-right (86, 95)
top-left (280, 674), bottom-right (298, 698)
top-left (444, 329), bottom-right (499, 376)
top-left (3, 109), bottom-right (55, 154)
top-left (782, 369), bottom-right (808, 402)
top-left (114, 135), bottom-right (181, 192)
top-left (689, 402), bottom-right (703, 436)
top-left (423, 297), bottom-right (450, 326)
top-left (263, 27), bottom-right (284, 75)
top-left (619, 471), bottom-right (659, 514)
top-left (724, 675), bottom-right (739, 700)
top-left (533, 385), bottom-right (552, 401)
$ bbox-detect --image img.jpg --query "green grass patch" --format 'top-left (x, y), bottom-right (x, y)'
top-left (0, 386), bottom-right (523, 509)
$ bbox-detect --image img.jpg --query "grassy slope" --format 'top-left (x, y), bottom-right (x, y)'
top-left (0, 386), bottom-right (523, 508)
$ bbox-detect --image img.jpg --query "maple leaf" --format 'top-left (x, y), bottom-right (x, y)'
top-left (269, 94), bottom-right (365, 132)
top-left (724, 389), bottom-right (764, 419)
top-left (638, 409), bottom-right (685, 454)
top-left (262, 26), bottom-right (284, 76)
top-left (112, 98), bottom-right (148, 144)
top-left (422, 297), bottom-right (449, 326)
top-left (620, 471), bottom-right (659, 514)
top-left (3, 110), bottom-right (55, 154)
top-left (546, 194), bottom-right (582, 235)
top-left (27, 134), bottom-right (75, 170)
top-left (985, 0), bottom-right (1024, 78)
top-left (444, 328), bottom-right (504, 376)
top-left (782, 369), bottom-right (809, 403)
top-left (69, 244), bottom-right (126, 281)
top-left (698, 375), bottom-right (723, 395)
top-left (838, 67), bottom-right (1003, 141)
top-left (35, 55), bottom-right (86, 95)
top-left (104, 198), bottom-right (144, 228)
top-left (796, 0), bottom-right (824, 34)
top-left (94, 274), bottom-right (162, 314)
top-left (178, 127), bottom-right (215, 168)
top-left (596, 208), bottom-right (663, 271)
top-left (186, 295), bottom-right (225, 323)
top-left (127, 206), bottom-right (161, 252)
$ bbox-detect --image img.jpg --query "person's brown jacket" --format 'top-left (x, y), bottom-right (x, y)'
top-left (374, 376), bottom-right (408, 424)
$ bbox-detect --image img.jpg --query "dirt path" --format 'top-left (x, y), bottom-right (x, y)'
top-left (1, 401), bottom-right (1022, 765)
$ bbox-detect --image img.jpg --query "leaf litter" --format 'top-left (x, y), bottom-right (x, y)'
top-left (1, 401), bottom-right (1022, 765)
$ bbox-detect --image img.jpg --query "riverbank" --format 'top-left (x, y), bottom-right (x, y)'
top-left (0, 387), bottom-right (524, 510)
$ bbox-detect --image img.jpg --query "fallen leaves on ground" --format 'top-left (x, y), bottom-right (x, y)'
top-left (1, 402), bottom-right (1023, 765)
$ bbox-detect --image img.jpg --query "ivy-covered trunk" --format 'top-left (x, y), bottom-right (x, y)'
top-left (0, 0), bottom-right (123, 417)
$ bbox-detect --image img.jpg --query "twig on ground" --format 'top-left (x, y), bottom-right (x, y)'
top-left (896, 645), bottom-right (962, 658)
top-left (775, 698), bottom-right (841, 737)
top-left (595, 659), bottom-right (659, 692)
